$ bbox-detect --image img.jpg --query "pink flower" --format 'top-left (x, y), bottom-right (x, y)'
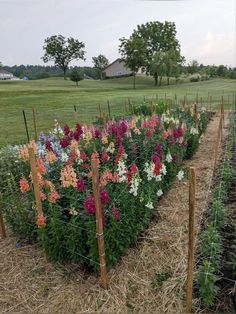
top-left (130, 163), bottom-right (138, 175)
top-left (111, 208), bottom-right (120, 221)
top-left (100, 189), bottom-right (109, 205)
top-left (36, 214), bottom-right (46, 228)
top-left (19, 178), bottom-right (30, 193)
top-left (84, 196), bottom-right (96, 214)
top-left (48, 191), bottom-right (60, 203)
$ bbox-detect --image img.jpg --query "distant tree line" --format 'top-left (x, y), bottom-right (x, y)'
top-left (2, 64), bottom-right (100, 80)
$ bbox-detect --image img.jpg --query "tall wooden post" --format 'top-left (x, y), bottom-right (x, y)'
top-left (32, 108), bottom-right (38, 142)
top-left (186, 167), bottom-right (196, 313)
top-left (22, 110), bottom-right (30, 143)
top-left (28, 148), bottom-right (43, 217)
top-left (0, 210), bottom-right (6, 239)
top-left (214, 115), bottom-right (223, 170)
top-left (91, 158), bottom-right (108, 289)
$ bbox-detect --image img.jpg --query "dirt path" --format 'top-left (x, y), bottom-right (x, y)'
top-left (0, 114), bottom-right (226, 314)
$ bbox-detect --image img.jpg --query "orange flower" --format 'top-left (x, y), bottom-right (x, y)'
top-left (70, 139), bottom-right (79, 150)
top-left (36, 214), bottom-right (46, 228)
top-left (36, 158), bottom-right (46, 174)
top-left (28, 140), bottom-right (37, 154)
top-left (40, 192), bottom-right (46, 201)
top-left (87, 171), bottom-right (93, 178)
top-left (44, 180), bottom-right (55, 191)
top-left (19, 177), bottom-right (30, 193)
top-left (60, 165), bottom-right (77, 187)
top-left (18, 146), bottom-right (29, 161)
top-left (48, 190), bottom-right (60, 203)
top-left (46, 151), bottom-right (57, 164)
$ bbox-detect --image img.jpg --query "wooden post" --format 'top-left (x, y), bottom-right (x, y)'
top-left (186, 167), bottom-right (196, 314)
top-left (214, 115), bottom-right (223, 170)
top-left (107, 100), bottom-right (111, 118)
top-left (0, 210), bottom-right (6, 239)
top-left (28, 148), bottom-right (43, 217)
top-left (91, 158), bottom-right (108, 289)
top-left (32, 108), bottom-right (38, 141)
top-left (221, 96), bottom-right (225, 126)
top-left (74, 105), bottom-right (77, 112)
top-left (22, 110), bottom-right (30, 143)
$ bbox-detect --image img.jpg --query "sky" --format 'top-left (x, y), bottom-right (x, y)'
top-left (0, 0), bottom-right (235, 67)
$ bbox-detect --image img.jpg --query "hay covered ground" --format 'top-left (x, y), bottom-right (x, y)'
top-left (0, 114), bottom-right (226, 313)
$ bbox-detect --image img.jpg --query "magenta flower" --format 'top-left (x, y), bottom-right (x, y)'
top-left (84, 196), bottom-right (96, 214)
top-left (100, 189), bottom-right (109, 205)
top-left (111, 207), bottom-right (120, 221)
top-left (77, 178), bottom-right (87, 191)
top-left (64, 124), bottom-right (71, 136)
top-left (60, 137), bottom-right (69, 148)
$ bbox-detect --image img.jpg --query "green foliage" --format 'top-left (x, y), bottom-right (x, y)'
top-left (208, 199), bottom-right (227, 229)
top-left (152, 271), bottom-right (172, 289)
top-left (92, 54), bottom-right (109, 79)
top-left (197, 260), bottom-right (220, 306)
top-left (42, 35), bottom-right (86, 79)
top-left (70, 69), bottom-right (83, 86)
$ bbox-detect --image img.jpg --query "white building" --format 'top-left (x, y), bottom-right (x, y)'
top-left (0, 69), bottom-right (14, 80)
top-left (102, 59), bottom-right (133, 78)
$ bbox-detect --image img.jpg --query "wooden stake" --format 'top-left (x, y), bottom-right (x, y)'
top-left (186, 167), bottom-right (196, 314)
top-left (214, 115), bottom-right (223, 170)
top-left (91, 158), bottom-right (108, 289)
top-left (74, 105), bottom-right (77, 112)
top-left (0, 210), bottom-right (6, 239)
top-left (32, 108), bottom-right (38, 141)
top-left (22, 110), bottom-right (30, 143)
top-left (28, 148), bottom-right (43, 216)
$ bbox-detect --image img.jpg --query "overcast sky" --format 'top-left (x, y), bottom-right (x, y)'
top-left (0, 0), bottom-right (235, 67)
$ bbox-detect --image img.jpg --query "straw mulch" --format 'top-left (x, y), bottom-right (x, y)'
top-left (0, 114), bottom-right (226, 314)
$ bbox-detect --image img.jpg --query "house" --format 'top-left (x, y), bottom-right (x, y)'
top-left (0, 69), bottom-right (14, 80)
top-left (102, 59), bottom-right (133, 78)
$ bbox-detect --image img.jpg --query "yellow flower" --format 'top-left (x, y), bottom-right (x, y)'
top-left (86, 131), bottom-right (93, 143)
top-left (46, 151), bottom-right (57, 164)
top-left (102, 136), bottom-right (108, 145)
top-left (70, 139), bottom-right (79, 150)
top-left (60, 165), bottom-right (77, 187)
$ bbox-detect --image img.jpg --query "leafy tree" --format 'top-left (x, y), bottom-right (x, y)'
top-left (164, 49), bottom-right (184, 85)
top-left (150, 52), bottom-right (166, 86)
top-left (42, 35), bottom-right (86, 79)
top-left (133, 21), bottom-right (182, 83)
top-left (216, 65), bottom-right (227, 77)
top-left (187, 60), bottom-right (199, 74)
top-left (92, 54), bottom-right (109, 79)
top-left (119, 35), bottom-right (146, 89)
top-left (70, 68), bottom-right (83, 86)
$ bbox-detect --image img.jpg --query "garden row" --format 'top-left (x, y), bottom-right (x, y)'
top-left (196, 109), bottom-right (236, 308)
top-left (0, 103), bottom-right (209, 271)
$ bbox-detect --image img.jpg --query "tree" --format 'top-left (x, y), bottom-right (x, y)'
top-left (164, 49), bottom-right (183, 85)
top-left (150, 52), bottom-right (166, 86)
top-left (216, 65), bottom-right (227, 77)
top-left (187, 60), bottom-right (199, 74)
top-left (42, 35), bottom-right (86, 79)
top-left (92, 54), bottom-right (109, 79)
top-left (130, 21), bottom-right (183, 85)
top-left (119, 35), bottom-right (146, 89)
top-left (70, 68), bottom-right (83, 86)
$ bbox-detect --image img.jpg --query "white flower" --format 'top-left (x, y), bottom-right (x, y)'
top-left (129, 175), bottom-right (142, 196)
top-left (157, 189), bottom-right (163, 197)
top-left (61, 152), bottom-right (69, 162)
top-left (177, 170), bottom-right (184, 181)
top-left (117, 159), bottom-right (127, 183)
top-left (144, 162), bottom-right (155, 181)
top-left (161, 164), bottom-right (167, 176)
top-left (70, 207), bottom-right (78, 216)
top-left (145, 201), bottom-right (154, 209)
top-left (155, 175), bottom-right (162, 182)
top-left (190, 127), bottom-right (199, 135)
top-left (166, 152), bottom-right (172, 163)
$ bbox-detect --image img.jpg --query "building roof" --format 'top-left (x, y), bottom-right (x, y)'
top-left (103, 58), bottom-right (124, 71)
top-left (0, 69), bottom-right (13, 75)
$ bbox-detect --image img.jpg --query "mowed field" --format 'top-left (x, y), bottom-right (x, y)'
top-left (0, 76), bottom-right (235, 146)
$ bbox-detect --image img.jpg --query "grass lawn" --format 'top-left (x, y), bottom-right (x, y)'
top-left (0, 76), bottom-right (235, 146)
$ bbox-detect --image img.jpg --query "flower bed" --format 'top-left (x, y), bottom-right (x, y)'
top-left (0, 105), bottom-right (208, 271)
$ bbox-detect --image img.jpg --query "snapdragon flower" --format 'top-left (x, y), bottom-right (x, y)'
top-left (177, 170), bottom-right (184, 181)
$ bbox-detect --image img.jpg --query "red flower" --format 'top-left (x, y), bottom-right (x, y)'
top-left (82, 163), bottom-right (90, 169)
top-left (94, 128), bottom-right (101, 138)
top-left (81, 151), bottom-right (87, 161)
top-left (100, 189), bottom-right (109, 205)
top-left (76, 123), bottom-right (83, 136)
top-left (45, 140), bottom-right (53, 151)
top-left (101, 151), bottom-right (109, 162)
top-left (118, 145), bottom-right (125, 156)
top-left (130, 163), bottom-right (138, 175)
top-left (154, 162), bottom-right (162, 176)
